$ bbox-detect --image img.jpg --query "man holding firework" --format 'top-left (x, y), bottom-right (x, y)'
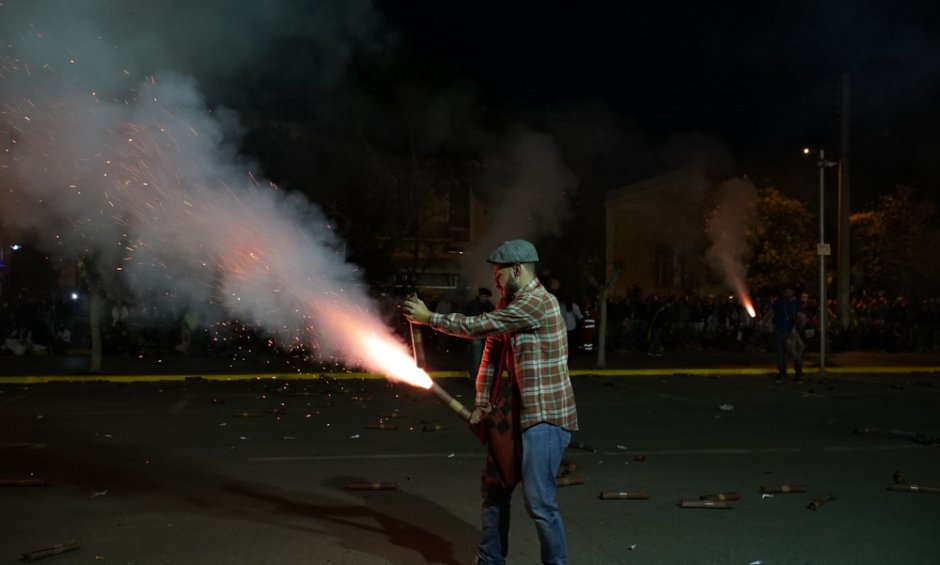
top-left (403, 239), bottom-right (578, 565)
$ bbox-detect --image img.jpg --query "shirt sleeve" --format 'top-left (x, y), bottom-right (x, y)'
top-left (428, 291), bottom-right (543, 338)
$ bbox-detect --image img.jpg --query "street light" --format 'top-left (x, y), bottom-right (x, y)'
top-left (804, 148), bottom-right (837, 377)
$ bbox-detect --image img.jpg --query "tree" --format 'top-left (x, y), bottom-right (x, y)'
top-left (851, 185), bottom-right (940, 299)
top-left (747, 187), bottom-right (817, 295)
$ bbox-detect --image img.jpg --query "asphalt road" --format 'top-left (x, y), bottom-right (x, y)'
top-left (2, 366), bottom-right (939, 564)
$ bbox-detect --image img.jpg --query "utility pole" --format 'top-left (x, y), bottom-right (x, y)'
top-left (815, 149), bottom-right (837, 375)
top-left (838, 73), bottom-right (851, 330)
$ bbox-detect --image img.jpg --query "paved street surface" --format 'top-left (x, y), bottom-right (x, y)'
top-left (1, 353), bottom-right (939, 564)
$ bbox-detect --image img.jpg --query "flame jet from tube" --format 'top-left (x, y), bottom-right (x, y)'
top-left (706, 178), bottom-right (759, 318)
top-left (318, 306), bottom-right (471, 421)
top-left (0, 55), bottom-right (474, 409)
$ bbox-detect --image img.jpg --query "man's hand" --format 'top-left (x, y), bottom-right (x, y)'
top-left (469, 405), bottom-right (491, 425)
top-left (402, 294), bottom-right (432, 325)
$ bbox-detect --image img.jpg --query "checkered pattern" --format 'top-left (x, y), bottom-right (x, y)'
top-left (429, 279), bottom-right (578, 432)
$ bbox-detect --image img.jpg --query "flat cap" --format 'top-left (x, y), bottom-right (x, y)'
top-left (487, 239), bottom-right (539, 264)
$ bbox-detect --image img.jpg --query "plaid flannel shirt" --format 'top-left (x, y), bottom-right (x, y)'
top-left (428, 279), bottom-right (578, 431)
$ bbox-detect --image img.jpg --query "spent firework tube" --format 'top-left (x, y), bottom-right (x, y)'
top-left (760, 484), bottom-right (807, 494)
top-left (599, 491), bottom-right (649, 500)
top-left (699, 491), bottom-right (741, 502)
top-left (678, 499), bottom-right (732, 509)
top-left (22, 539), bottom-right (80, 562)
top-left (428, 382), bottom-right (472, 422)
top-left (807, 494), bottom-right (831, 510)
top-left (887, 483), bottom-right (940, 494)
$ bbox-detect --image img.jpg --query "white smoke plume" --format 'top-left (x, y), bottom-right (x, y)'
top-left (705, 177), bottom-right (759, 312)
top-left (0, 2), bottom-right (422, 369)
top-left (460, 128), bottom-right (577, 290)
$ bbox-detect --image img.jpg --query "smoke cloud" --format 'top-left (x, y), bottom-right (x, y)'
top-left (460, 128), bottom-right (577, 289)
top-left (0, 1), bottom-right (415, 367)
top-left (705, 177), bottom-right (759, 309)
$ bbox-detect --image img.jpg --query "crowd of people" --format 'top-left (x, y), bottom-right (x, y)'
top-left (603, 290), bottom-right (940, 356)
top-left (2, 286), bottom-right (940, 359)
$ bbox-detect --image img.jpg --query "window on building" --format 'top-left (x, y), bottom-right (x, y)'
top-left (653, 246), bottom-right (673, 288)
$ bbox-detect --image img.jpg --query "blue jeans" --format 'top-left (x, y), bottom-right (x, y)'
top-left (475, 423), bottom-right (571, 565)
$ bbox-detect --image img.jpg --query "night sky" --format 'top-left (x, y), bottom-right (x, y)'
top-left (373, 1), bottom-right (940, 207)
top-left (3, 0), bottom-right (940, 248)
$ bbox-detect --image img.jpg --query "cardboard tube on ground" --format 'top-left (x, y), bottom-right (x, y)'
top-left (556, 476), bottom-right (584, 487)
top-left (22, 539), bottom-right (80, 562)
top-left (678, 499), bottom-right (732, 509)
top-left (808, 494), bottom-right (831, 510)
top-left (760, 484), bottom-right (807, 494)
top-left (599, 491), bottom-right (649, 500)
top-left (700, 491), bottom-right (740, 501)
top-left (887, 483), bottom-right (940, 494)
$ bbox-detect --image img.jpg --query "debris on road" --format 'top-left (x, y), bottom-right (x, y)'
top-left (365, 423), bottom-right (398, 430)
top-left (344, 481), bottom-right (397, 491)
top-left (699, 491), bottom-right (740, 502)
top-left (677, 499), bottom-right (731, 509)
top-left (556, 475), bottom-right (584, 487)
top-left (808, 494), bottom-right (832, 510)
top-left (887, 483), bottom-right (940, 494)
top-left (22, 539), bottom-right (80, 562)
top-left (0, 478), bottom-right (46, 487)
top-left (568, 441), bottom-right (597, 453)
top-left (599, 491), bottom-right (649, 500)
top-left (854, 426), bottom-right (939, 447)
top-left (760, 484), bottom-right (807, 494)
